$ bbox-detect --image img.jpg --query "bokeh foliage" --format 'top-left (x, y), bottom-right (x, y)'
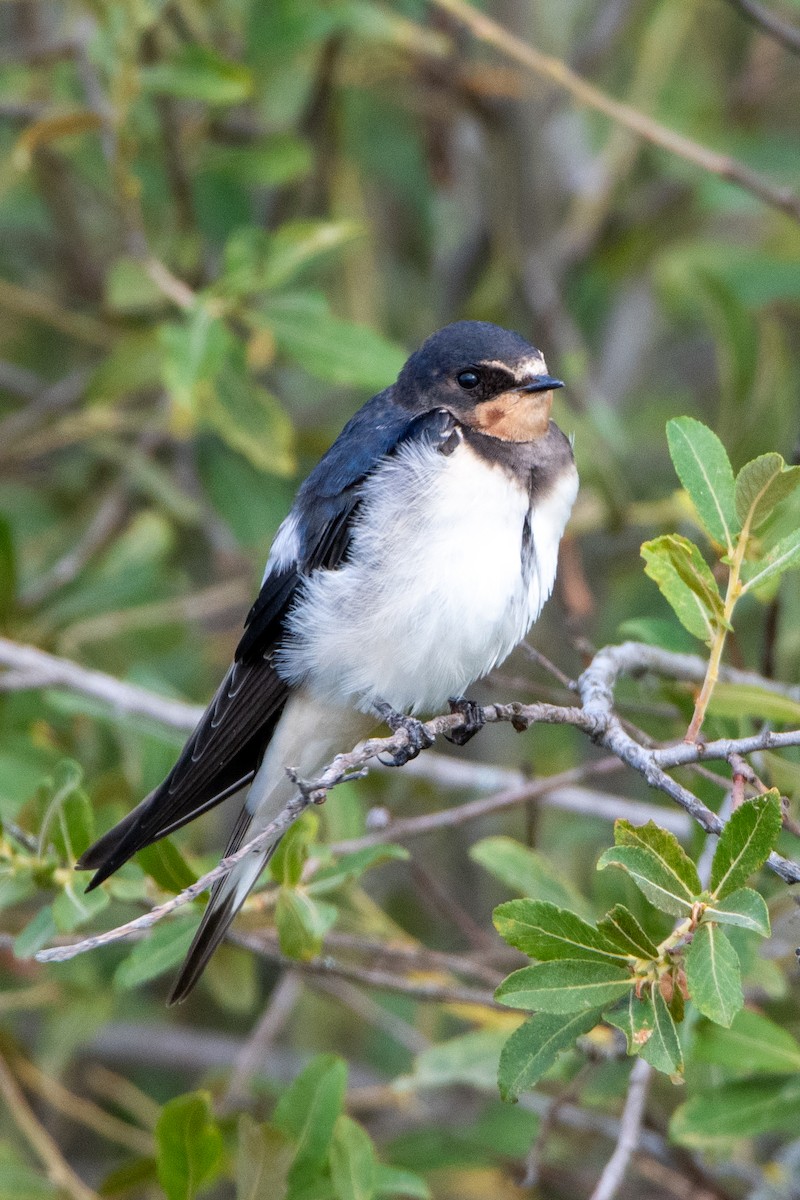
top-left (1, 0), bottom-right (800, 1197)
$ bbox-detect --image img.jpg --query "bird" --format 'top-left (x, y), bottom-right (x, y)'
top-left (76, 320), bottom-right (579, 1003)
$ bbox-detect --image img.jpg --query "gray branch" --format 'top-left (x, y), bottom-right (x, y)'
top-left (588, 1058), bottom-right (653, 1200)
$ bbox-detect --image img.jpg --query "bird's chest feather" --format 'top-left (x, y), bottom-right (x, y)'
top-left (278, 438), bottom-right (577, 712)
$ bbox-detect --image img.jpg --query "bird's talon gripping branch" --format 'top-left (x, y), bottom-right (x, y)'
top-left (374, 701), bottom-right (435, 767)
top-left (444, 696), bottom-right (486, 746)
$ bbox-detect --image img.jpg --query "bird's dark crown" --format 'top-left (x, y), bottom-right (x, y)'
top-left (395, 320), bottom-right (545, 411)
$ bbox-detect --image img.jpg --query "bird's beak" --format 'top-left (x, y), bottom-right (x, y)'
top-left (516, 375), bottom-right (564, 394)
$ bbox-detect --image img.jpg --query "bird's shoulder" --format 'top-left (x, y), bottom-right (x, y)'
top-left (236, 392), bottom-right (457, 661)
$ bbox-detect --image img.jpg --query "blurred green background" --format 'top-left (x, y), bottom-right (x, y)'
top-left (1, 0), bottom-right (800, 1196)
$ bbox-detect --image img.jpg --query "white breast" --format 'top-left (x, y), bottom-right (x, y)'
top-left (277, 438), bottom-right (578, 714)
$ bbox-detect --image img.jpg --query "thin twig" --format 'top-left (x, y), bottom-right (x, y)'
top-left (0, 1050), bottom-right (100, 1200)
top-left (20, 491), bottom-right (128, 607)
top-left (13, 1055), bottom-right (153, 1157)
top-left (221, 972), bottom-right (302, 1110)
top-left (0, 277), bottom-right (113, 347)
top-left (431, 0), bottom-right (800, 223)
top-left (229, 932), bottom-right (506, 1010)
top-left (308, 974), bottom-right (430, 1054)
top-left (723, 0), bottom-right (800, 55)
top-left (589, 1057), bottom-right (653, 1200)
top-left (27, 636), bottom-right (800, 964)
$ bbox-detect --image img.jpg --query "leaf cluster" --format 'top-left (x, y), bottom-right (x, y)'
top-left (492, 797), bottom-right (782, 1100)
top-left (108, 1059), bottom-right (429, 1200)
top-left (643, 417), bottom-right (800, 648)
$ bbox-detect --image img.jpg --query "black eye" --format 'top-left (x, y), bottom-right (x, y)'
top-left (457, 370), bottom-right (480, 390)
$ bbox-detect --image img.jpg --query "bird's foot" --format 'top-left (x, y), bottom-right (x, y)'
top-left (374, 701), bottom-right (434, 767)
top-left (444, 696), bottom-right (485, 746)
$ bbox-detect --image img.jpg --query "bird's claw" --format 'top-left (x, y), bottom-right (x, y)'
top-left (444, 696), bottom-right (485, 747)
top-left (374, 702), bottom-right (435, 767)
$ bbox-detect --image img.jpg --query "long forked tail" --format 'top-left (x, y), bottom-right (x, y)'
top-left (168, 807), bottom-right (275, 1004)
top-left (168, 694), bottom-right (374, 1004)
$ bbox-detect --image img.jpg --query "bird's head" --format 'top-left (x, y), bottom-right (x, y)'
top-left (395, 321), bottom-right (563, 442)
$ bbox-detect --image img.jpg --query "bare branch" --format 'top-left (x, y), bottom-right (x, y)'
top-left (431, 0), bottom-right (800, 224)
top-left (12, 1056), bottom-right (153, 1157)
top-left (328, 758), bottom-right (695, 854)
top-left (589, 1057), bottom-right (653, 1200)
top-left (723, 0), bottom-right (800, 55)
top-left (229, 931), bottom-right (506, 1010)
top-left (0, 637), bottom-right (204, 731)
top-left (0, 1050), bottom-right (100, 1200)
top-left (221, 973), bottom-right (302, 1111)
top-left (22, 632), bottom-right (800, 966)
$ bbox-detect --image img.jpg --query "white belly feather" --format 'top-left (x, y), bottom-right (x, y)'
top-left (277, 438), bottom-right (578, 714)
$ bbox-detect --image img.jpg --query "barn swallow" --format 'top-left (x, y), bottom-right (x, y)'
top-left (77, 321), bottom-right (578, 1002)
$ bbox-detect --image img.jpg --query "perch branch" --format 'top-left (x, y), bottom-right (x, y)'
top-left (589, 1057), bottom-right (653, 1200)
top-left (431, 0), bottom-right (800, 223)
top-left (11, 634), bottom-right (798, 966)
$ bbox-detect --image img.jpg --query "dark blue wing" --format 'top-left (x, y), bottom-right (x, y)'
top-left (78, 396), bottom-right (455, 887)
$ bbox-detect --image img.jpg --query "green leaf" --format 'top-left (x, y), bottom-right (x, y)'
top-left (373, 1164), bottom-right (430, 1199)
top-left (140, 47), bottom-right (252, 105)
top-left (405, 1029), bottom-right (509, 1093)
top-left (734, 452), bottom-right (800, 530)
top-left (37, 760), bottom-right (90, 861)
top-left (616, 616), bottom-right (698, 654)
top-left (495, 960), bottom-right (633, 1014)
top-left (596, 846), bottom-right (696, 918)
top-left (273, 1056), bottom-right (347, 1185)
top-left (329, 1115), bottom-right (377, 1200)
top-left (160, 308), bottom-right (235, 435)
top-left (260, 292), bottom-right (407, 392)
top-left (307, 844), bottom-right (409, 895)
top-left (666, 417), bottom-right (739, 550)
top-left (275, 890), bottom-right (337, 960)
top-left (222, 221), bottom-right (361, 294)
top-left (236, 1116), bottom-right (293, 1200)
top-left (270, 812), bottom-right (318, 887)
top-left (105, 256), bottom-right (168, 313)
top-left (14, 905), bottom-right (58, 958)
top-left (497, 1009), bottom-right (603, 1101)
top-left (0, 869), bottom-right (35, 912)
top-left (694, 1007), bottom-right (800, 1075)
top-left (685, 923), bottom-right (742, 1027)
top-left (195, 434), bottom-right (291, 548)
top-left (493, 900), bottom-right (628, 963)
top-left (641, 535), bottom-right (725, 644)
top-left (671, 1075), bottom-right (800, 1145)
top-left (596, 905), bottom-right (660, 960)
top-left (703, 887), bottom-right (770, 936)
top-left (469, 837), bottom-right (589, 914)
top-left (155, 1092), bottom-right (223, 1200)
top-left (607, 989), bottom-right (683, 1076)
top-left (742, 529), bottom-right (800, 593)
top-left (137, 840), bottom-right (198, 894)
top-left (205, 943), bottom-right (259, 1014)
top-left (203, 364), bottom-right (295, 478)
top-left (0, 1147), bottom-right (58, 1200)
top-left (704, 682), bottom-right (800, 724)
top-left (51, 882), bottom-right (109, 932)
top-left (615, 820), bottom-right (701, 896)
top-left (204, 136), bottom-right (313, 191)
top-left (114, 916), bottom-right (197, 990)
top-left (710, 794), bottom-right (782, 898)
